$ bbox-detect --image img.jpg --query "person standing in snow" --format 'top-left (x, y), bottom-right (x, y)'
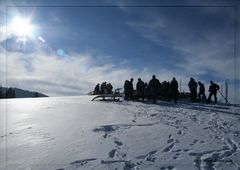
top-left (149, 75), bottom-right (160, 104)
top-left (207, 81), bottom-right (220, 103)
top-left (188, 77), bottom-right (198, 103)
top-left (100, 82), bottom-right (104, 94)
top-left (169, 77), bottom-right (179, 103)
top-left (198, 81), bottom-right (206, 102)
top-left (106, 83), bottom-right (113, 94)
top-left (124, 80), bottom-right (130, 100)
top-left (94, 83), bottom-right (100, 94)
top-left (129, 78), bottom-right (134, 100)
top-left (144, 82), bottom-right (151, 101)
top-left (136, 78), bottom-right (145, 102)
top-left (162, 81), bottom-right (170, 101)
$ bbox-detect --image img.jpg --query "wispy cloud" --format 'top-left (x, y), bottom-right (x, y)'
top-left (126, 7), bottom-right (236, 80)
top-left (0, 44), bottom-right (191, 97)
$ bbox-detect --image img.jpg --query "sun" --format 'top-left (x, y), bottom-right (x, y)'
top-left (10, 16), bottom-right (34, 39)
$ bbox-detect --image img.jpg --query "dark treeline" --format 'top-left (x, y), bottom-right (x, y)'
top-left (0, 86), bottom-right (48, 99)
top-left (92, 75), bottom-right (221, 104)
top-left (0, 86), bottom-right (16, 99)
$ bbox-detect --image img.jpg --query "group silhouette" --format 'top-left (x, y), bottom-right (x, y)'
top-left (93, 75), bottom-right (220, 104)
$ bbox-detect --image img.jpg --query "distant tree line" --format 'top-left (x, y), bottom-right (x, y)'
top-left (0, 86), bottom-right (16, 99)
top-left (0, 85), bottom-right (43, 99)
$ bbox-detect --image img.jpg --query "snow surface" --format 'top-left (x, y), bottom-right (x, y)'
top-left (0, 96), bottom-right (240, 170)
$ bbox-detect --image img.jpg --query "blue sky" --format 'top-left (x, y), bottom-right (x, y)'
top-left (0, 0), bottom-right (239, 103)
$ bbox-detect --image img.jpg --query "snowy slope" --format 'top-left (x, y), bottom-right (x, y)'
top-left (0, 96), bottom-right (240, 170)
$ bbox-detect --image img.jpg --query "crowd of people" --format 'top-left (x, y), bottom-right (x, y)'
top-left (124, 75), bottom-right (179, 104)
top-left (93, 76), bottom-right (220, 104)
top-left (188, 78), bottom-right (220, 103)
top-left (93, 82), bottom-right (113, 94)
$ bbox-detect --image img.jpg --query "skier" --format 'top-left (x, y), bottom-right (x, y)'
top-left (207, 81), bottom-right (220, 103)
top-left (188, 77), bottom-right (198, 103)
top-left (198, 81), bottom-right (206, 102)
top-left (169, 77), bottom-right (179, 103)
top-left (136, 78), bottom-right (145, 102)
top-left (149, 75), bottom-right (160, 104)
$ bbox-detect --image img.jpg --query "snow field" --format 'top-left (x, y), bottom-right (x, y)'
top-left (0, 96), bottom-right (240, 170)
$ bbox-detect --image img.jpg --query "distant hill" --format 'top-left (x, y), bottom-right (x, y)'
top-left (0, 86), bottom-right (48, 98)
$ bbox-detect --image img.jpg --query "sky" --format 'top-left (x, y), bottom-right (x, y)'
top-left (0, 0), bottom-right (239, 103)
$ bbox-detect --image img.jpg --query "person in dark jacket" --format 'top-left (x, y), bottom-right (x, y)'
top-left (124, 80), bottom-right (130, 100)
top-left (169, 77), bottom-right (179, 103)
top-left (162, 81), bottom-right (170, 101)
top-left (149, 75), bottom-right (160, 104)
top-left (188, 77), bottom-right (198, 103)
top-left (198, 81), bottom-right (206, 102)
top-left (144, 82), bottom-right (151, 101)
top-left (100, 82), bottom-right (107, 94)
top-left (136, 78), bottom-right (145, 102)
top-left (94, 83), bottom-right (100, 94)
top-left (207, 81), bottom-right (220, 103)
top-left (107, 83), bottom-right (113, 94)
top-left (129, 78), bottom-right (134, 100)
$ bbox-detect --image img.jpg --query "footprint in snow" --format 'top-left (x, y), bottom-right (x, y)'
top-left (103, 133), bottom-right (108, 138)
top-left (150, 113), bottom-right (157, 117)
top-left (108, 149), bottom-right (117, 158)
top-left (93, 125), bottom-right (120, 134)
top-left (177, 130), bottom-right (184, 135)
top-left (70, 158), bottom-right (97, 167)
top-left (190, 139), bottom-right (201, 146)
top-left (114, 139), bottom-right (123, 146)
top-left (173, 152), bottom-right (180, 159)
top-left (160, 165), bottom-right (174, 170)
top-left (162, 143), bottom-right (175, 152)
top-left (136, 150), bottom-right (158, 162)
top-left (167, 138), bottom-right (174, 144)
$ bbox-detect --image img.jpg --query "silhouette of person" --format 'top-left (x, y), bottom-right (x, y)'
top-left (100, 82), bottom-right (107, 94)
top-left (170, 77), bottom-right (179, 103)
top-left (207, 81), bottom-right (220, 103)
top-left (149, 75), bottom-right (160, 104)
top-left (162, 81), bottom-right (170, 101)
top-left (144, 82), bottom-right (151, 101)
top-left (188, 77), bottom-right (198, 103)
top-left (136, 78), bottom-right (145, 102)
top-left (94, 83), bottom-right (100, 94)
top-left (107, 83), bottom-right (113, 94)
top-left (124, 80), bottom-right (131, 100)
top-left (198, 81), bottom-right (206, 102)
top-left (129, 78), bottom-right (134, 100)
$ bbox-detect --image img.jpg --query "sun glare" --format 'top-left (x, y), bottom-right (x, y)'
top-left (10, 17), bottom-right (34, 38)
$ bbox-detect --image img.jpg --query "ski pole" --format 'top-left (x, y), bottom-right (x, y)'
top-left (218, 90), bottom-right (230, 104)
